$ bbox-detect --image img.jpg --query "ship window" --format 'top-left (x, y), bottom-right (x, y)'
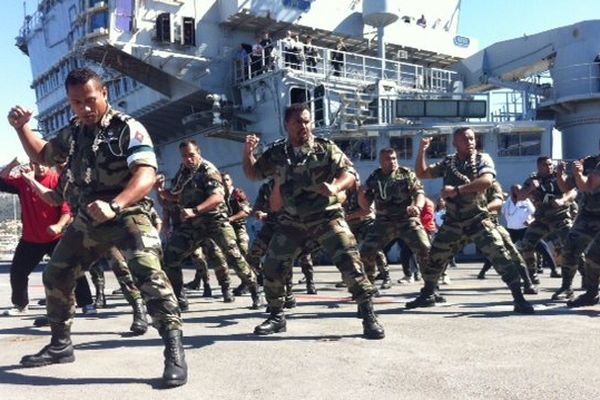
top-left (313, 85), bottom-right (325, 127)
top-left (333, 138), bottom-right (377, 161)
top-left (156, 13), bottom-right (171, 42)
top-left (425, 135), bottom-right (447, 159)
top-left (390, 136), bottom-right (413, 160)
top-left (475, 133), bottom-right (484, 151)
top-left (290, 87), bottom-right (311, 105)
top-left (182, 17), bottom-right (196, 46)
top-left (90, 11), bottom-right (108, 31)
top-left (497, 132), bottom-right (541, 157)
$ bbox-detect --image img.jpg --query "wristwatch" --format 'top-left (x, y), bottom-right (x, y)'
top-left (109, 199), bottom-right (123, 215)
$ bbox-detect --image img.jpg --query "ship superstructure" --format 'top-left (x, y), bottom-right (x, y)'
top-left (15, 0), bottom-right (600, 202)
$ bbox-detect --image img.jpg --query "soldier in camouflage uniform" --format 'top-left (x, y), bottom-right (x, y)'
top-left (516, 156), bottom-right (577, 300)
top-left (407, 127), bottom-right (534, 314)
top-left (222, 173), bottom-right (252, 256)
top-left (560, 143), bottom-right (600, 308)
top-left (160, 140), bottom-right (262, 309)
top-left (243, 103), bottom-right (384, 339)
top-left (8, 68), bottom-right (187, 386)
top-left (247, 178), bottom-right (317, 301)
top-left (341, 179), bottom-right (390, 289)
top-left (474, 180), bottom-right (538, 294)
top-left (359, 148), bottom-right (430, 290)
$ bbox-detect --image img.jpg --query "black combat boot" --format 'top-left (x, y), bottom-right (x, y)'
top-left (21, 324), bottom-right (75, 367)
top-left (284, 276), bottom-right (296, 308)
top-left (233, 282), bottom-right (248, 296)
top-left (405, 281), bottom-right (437, 309)
top-left (178, 288), bottom-right (189, 312)
top-left (130, 298), bottom-right (148, 335)
top-left (254, 308), bottom-right (286, 335)
top-left (510, 283), bottom-right (535, 314)
top-left (249, 284), bottom-right (264, 310)
top-left (529, 268), bottom-right (541, 285)
top-left (162, 330), bottom-right (187, 387)
top-left (567, 272), bottom-right (600, 307)
top-left (518, 264), bottom-right (538, 295)
top-left (567, 290), bottom-right (600, 308)
top-left (221, 283), bottom-right (235, 303)
top-left (202, 282), bottom-right (212, 298)
top-left (183, 279), bottom-right (201, 291)
top-left (551, 274), bottom-right (574, 301)
top-left (94, 283), bottom-right (106, 308)
top-left (380, 271), bottom-right (392, 290)
top-left (358, 300), bottom-right (385, 339)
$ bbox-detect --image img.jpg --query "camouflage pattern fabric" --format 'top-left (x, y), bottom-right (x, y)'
top-left (523, 172), bottom-right (571, 220)
top-left (45, 212), bottom-right (181, 332)
top-left (560, 155), bottom-right (600, 283)
top-left (428, 152), bottom-right (495, 221)
top-left (42, 109), bottom-right (180, 333)
top-left (226, 187), bottom-right (252, 256)
top-left (360, 166), bottom-right (428, 277)
top-left (422, 152), bottom-right (521, 285)
top-left (262, 211), bottom-right (376, 308)
top-left (89, 247), bottom-right (142, 304)
top-left (189, 239), bottom-right (230, 286)
top-left (253, 137), bottom-right (376, 307)
top-left (518, 215), bottom-right (572, 274)
top-left (163, 160), bottom-right (256, 297)
top-left (344, 191), bottom-right (388, 273)
top-left (253, 137), bottom-right (354, 219)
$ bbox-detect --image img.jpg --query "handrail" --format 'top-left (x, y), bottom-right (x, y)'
top-left (233, 40), bottom-right (458, 93)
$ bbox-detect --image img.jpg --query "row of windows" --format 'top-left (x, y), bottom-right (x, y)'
top-left (334, 132), bottom-right (542, 162)
top-left (40, 106), bottom-right (71, 135)
top-left (33, 58), bottom-right (83, 100)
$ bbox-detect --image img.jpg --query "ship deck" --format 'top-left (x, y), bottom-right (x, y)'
top-left (1, 261), bottom-right (599, 399)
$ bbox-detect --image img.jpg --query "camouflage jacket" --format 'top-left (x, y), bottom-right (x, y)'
top-left (364, 166), bottom-right (424, 219)
top-left (523, 171), bottom-right (570, 219)
top-left (253, 136), bottom-right (355, 220)
top-left (225, 187), bottom-right (251, 228)
top-left (169, 159), bottom-right (228, 223)
top-left (43, 108), bottom-right (157, 213)
top-left (428, 152), bottom-right (495, 222)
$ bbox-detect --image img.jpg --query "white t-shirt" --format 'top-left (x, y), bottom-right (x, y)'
top-left (501, 198), bottom-right (535, 230)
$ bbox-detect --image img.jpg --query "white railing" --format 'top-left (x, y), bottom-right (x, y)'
top-left (234, 41), bottom-right (458, 92)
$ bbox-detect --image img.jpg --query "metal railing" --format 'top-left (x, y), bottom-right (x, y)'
top-left (546, 61), bottom-right (600, 99)
top-left (234, 41), bottom-right (458, 92)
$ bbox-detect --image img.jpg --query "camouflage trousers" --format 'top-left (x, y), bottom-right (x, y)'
top-left (348, 218), bottom-right (388, 275)
top-left (262, 212), bottom-right (377, 308)
top-left (423, 216), bottom-right (521, 286)
top-left (519, 215), bottom-right (572, 273)
top-left (188, 239), bottom-right (230, 286)
top-left (360, 217), bottom-right (429, 279)
top-left (89, 247), bottom-right (142, 304)
top-left (163, 219), bottom-right (256, 296)
top-left (248, 220), bottom-right (314, 278)
top-left (559, 212), bottom-right (600, 286)
top-left (44, 211), bottom-right (181, 332)
top-left (232, 223), bottom-right (250, 257)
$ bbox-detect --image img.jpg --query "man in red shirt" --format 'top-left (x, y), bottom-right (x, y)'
top-left (0, 158), bottom-right (93, 315)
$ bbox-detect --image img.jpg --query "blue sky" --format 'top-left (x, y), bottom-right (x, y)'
top-left (1, 0), bottom-right (599, 165)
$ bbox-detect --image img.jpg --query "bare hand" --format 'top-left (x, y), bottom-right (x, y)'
top-left (86, 200), bottom-right (117, 223)
top-left (573, 160), bottom-right (584, 175)
top-left (420, 137), bottom-right (432, 152)
top-left (180, 208), bottom-right (196, 221)
top-left (255, 211), bottom-right (268, 221)
top-left (529, 179), bottom-right (540, 189)
top-left (245, 134), bottom-right (260, 156)
top-left (556, 161), bottom-right (567, 176)
top-left (441, 185), bottom-right (458, 199)
top-left (7, 106), bottom-right (33, 129)
top-left (20, 169), bottom-right (34, 180)
top-left (46, 224), bottom-right (62, 236)
top-left (407, 205), bottom-right (421, 217)
top-left (317, 181), bottom-right (339, 197)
